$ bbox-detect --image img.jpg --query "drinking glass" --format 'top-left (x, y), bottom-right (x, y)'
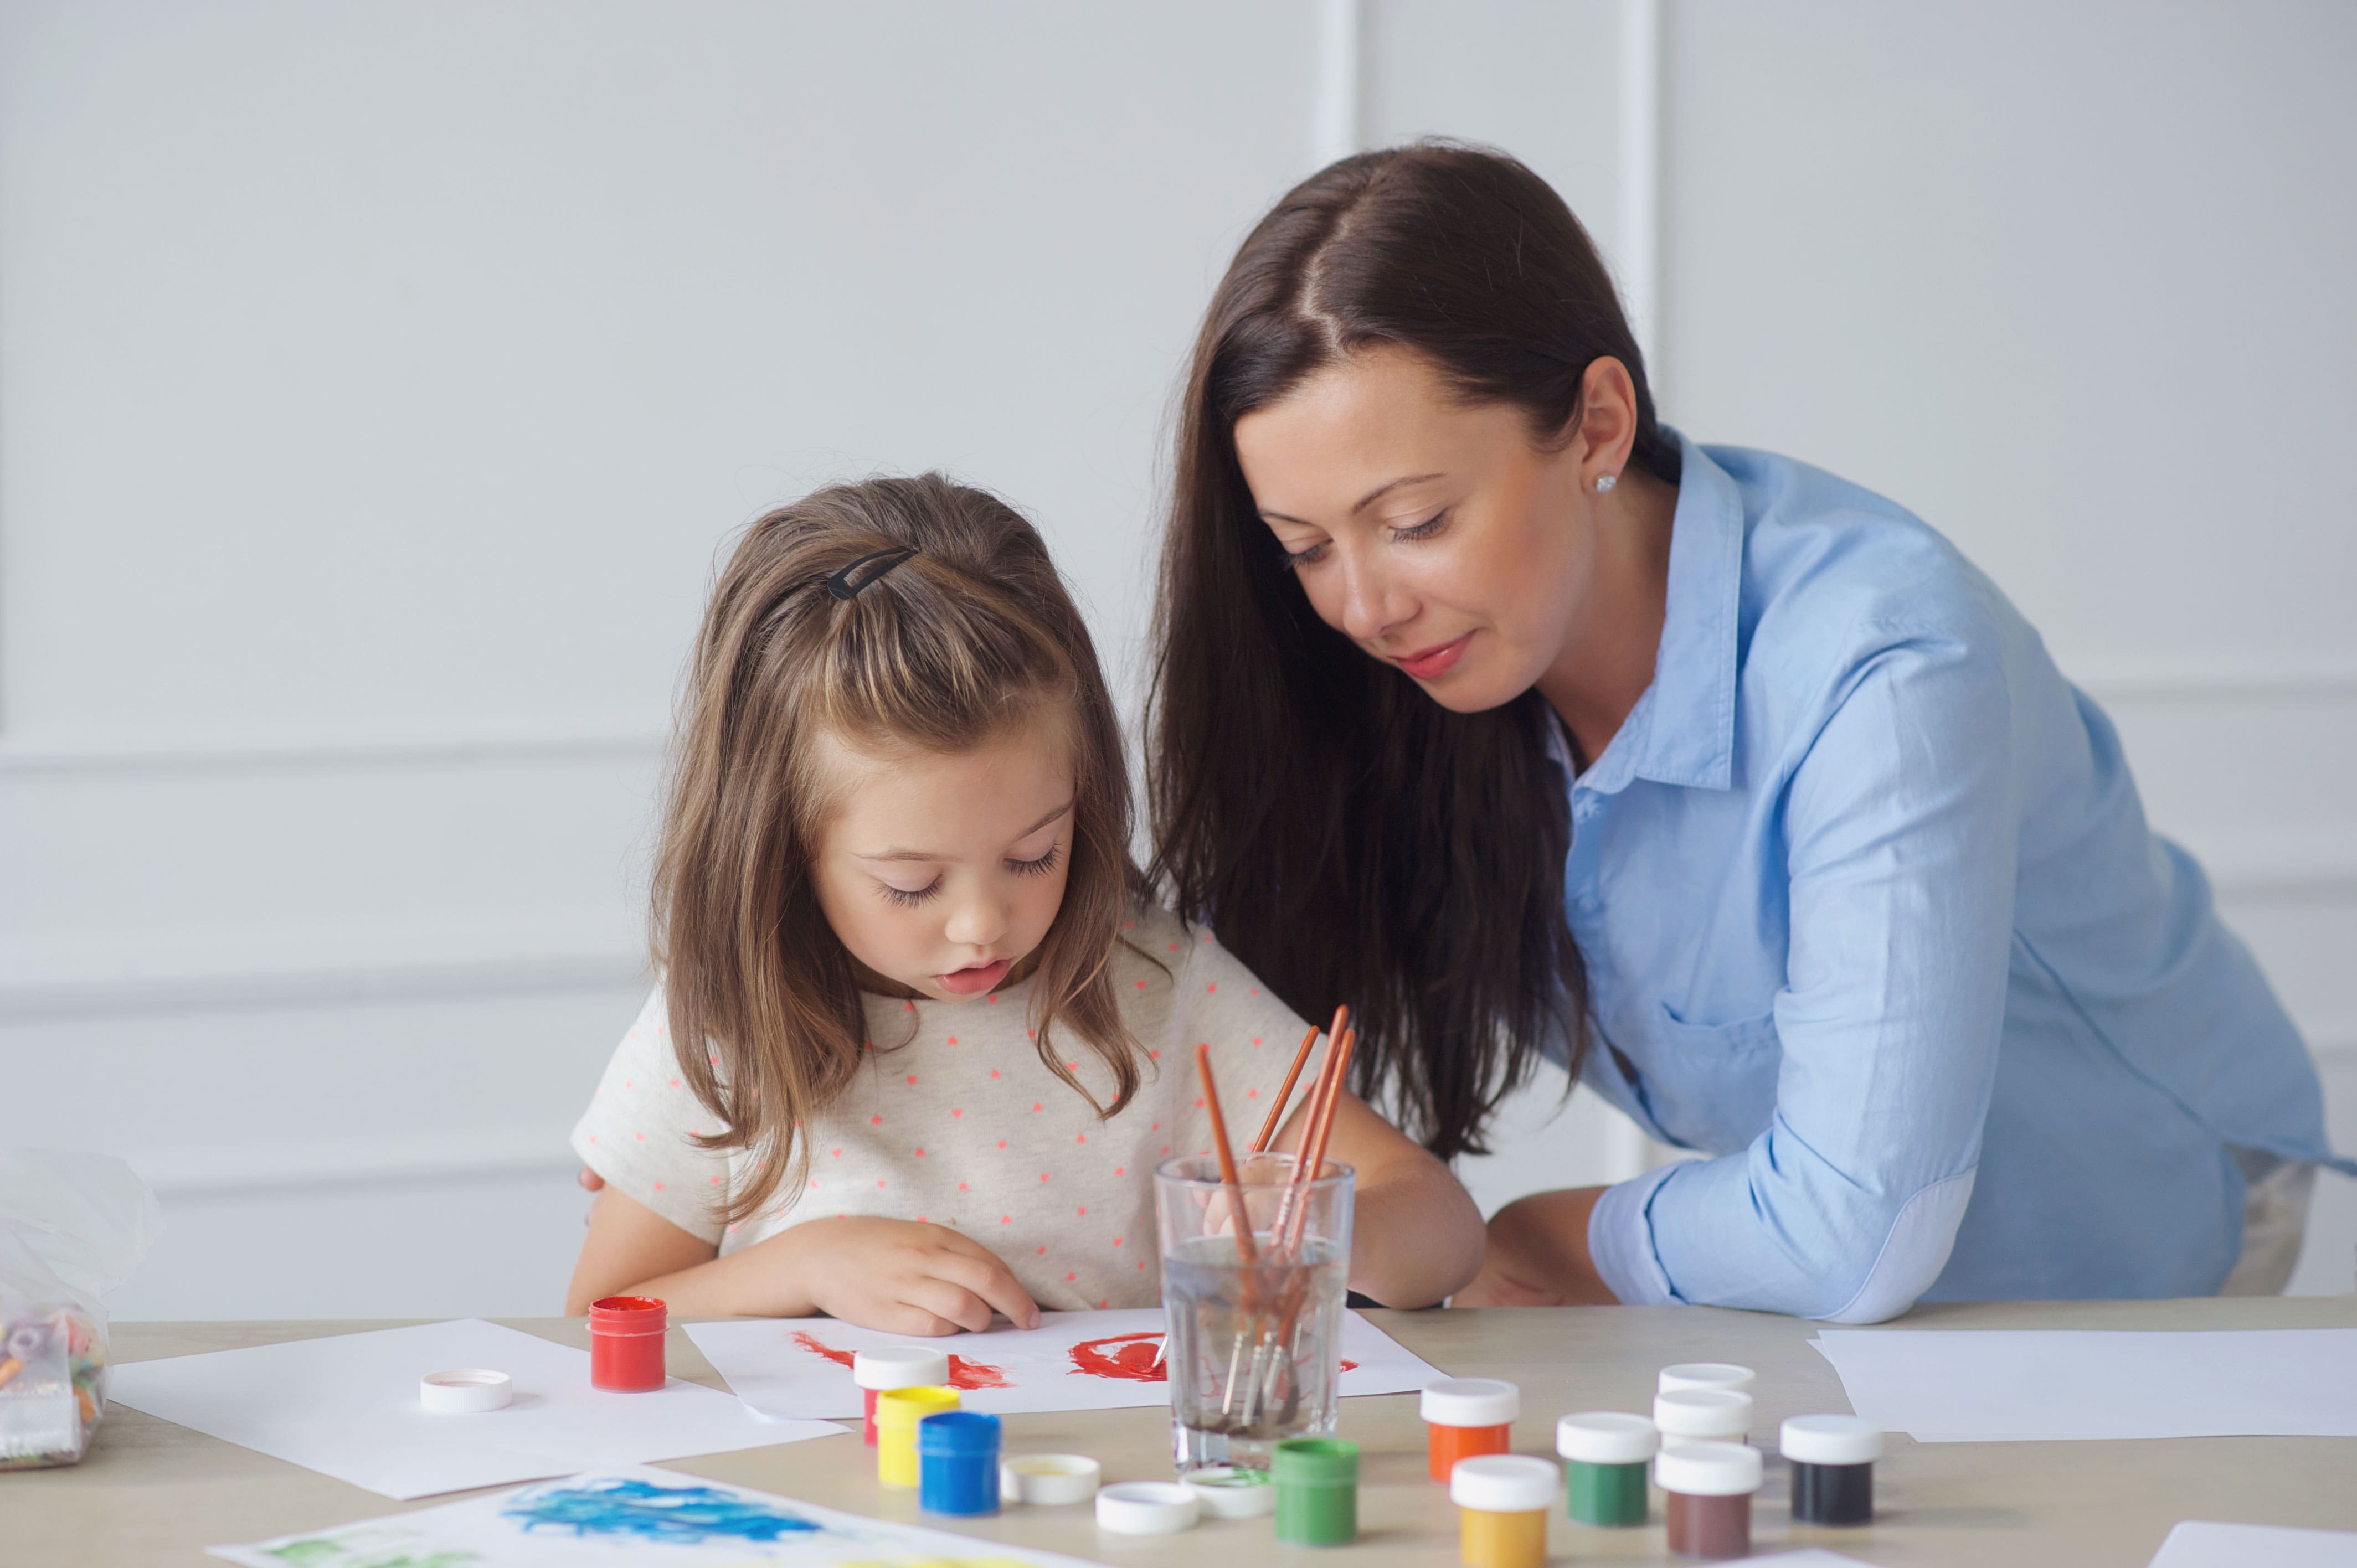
top-left (1155, 1151), bottom-right (1354, 1474)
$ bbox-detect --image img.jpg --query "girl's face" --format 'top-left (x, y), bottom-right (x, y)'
top-left (809, 714), bottom-right (1076, 1003)
top-left (1231, 345), bottom-right (1599, 714)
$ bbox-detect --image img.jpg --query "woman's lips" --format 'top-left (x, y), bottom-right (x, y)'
top-left (1393, 631), bottom-right (1474, 681)
top-left (938, 957), bottom-right (1013, 996)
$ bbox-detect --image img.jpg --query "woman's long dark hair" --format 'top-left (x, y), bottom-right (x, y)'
top-left (1145, 142), bottom-right (1677, 1161)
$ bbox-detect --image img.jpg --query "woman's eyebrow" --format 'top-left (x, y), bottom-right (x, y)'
top-left (855, 801), bottom-right (1073, 862)
top-left (1260, 471), bottom-right (1447, 526)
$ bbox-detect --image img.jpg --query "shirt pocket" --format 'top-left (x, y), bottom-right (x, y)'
top-left (1641, 1002), bottom-right (1784, 1154)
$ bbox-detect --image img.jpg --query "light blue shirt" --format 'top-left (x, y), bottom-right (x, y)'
top-left (1565, 435), bottom-right (2346, 1322)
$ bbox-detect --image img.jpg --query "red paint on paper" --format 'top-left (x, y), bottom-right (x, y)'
top-left (789, 1329), bottom-right (1010, 1391)
top-left (1069, 1331), bottom-right (1167, 1382)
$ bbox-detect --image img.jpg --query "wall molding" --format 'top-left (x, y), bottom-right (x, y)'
top-left (0, 720), bottom-right (666, 777)
top-left (1617, 0), bottom-right (1663, 369)
top-left (127, 1129), bottom-right (586, 1200)
top-left (0, 659), bottom-right (2342, 780)
top-left (1310, 0), bottom-right (1360, 168)
top-left (0, 948), bottom-right (649, 1023)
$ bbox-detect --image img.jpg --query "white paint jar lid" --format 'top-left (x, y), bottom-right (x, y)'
top-left (1095, 1480), bottom-right (1200, 1534)
top-left (420, 1368), bottom-right (512, 1413)
top-left (1658, 1361), bottom-right (1756, 1394)
top-left (1779, 1414), bottom-right (1883, 1466)
top-left (1654, 1386), bottom-right (1753, 1440)
top-left (1556, 1411), bottom-right (1660, 1464)
top-left (1000, 1452), bottom-right (1100, 1505)
top-left (1449, 1454), bottom-right (1560, 1512)
top-left (1654, 1440), bottom-right (1763, 1498)
top-left (854, 1345), bottom-right (951, 1390)
top-left (1421, 1376), bottom-right (1520, 1426)
top-left (1184, 1465), bottom-right (1277, 1517)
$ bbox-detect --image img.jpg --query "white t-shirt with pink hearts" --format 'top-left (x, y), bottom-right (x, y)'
top-left (569, 903), bottom-right (1313, 1311)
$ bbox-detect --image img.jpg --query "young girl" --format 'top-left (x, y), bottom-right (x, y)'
top-left (565, 474), bottom-right (1483, 1334)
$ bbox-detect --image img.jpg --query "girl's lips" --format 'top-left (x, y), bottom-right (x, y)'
top-left (937, 957), bottom-right (1013, 996)
top-left (1394, 631), bottom-right (1474, 681)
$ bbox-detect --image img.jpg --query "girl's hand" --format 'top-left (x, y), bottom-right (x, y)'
top-left (768, 1217), bottom-right (1042, 1335)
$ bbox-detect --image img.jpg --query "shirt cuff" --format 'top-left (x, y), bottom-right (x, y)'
top-left (1588, 1163), bottom-right (1684, 1306)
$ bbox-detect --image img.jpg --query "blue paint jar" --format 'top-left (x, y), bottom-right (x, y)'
top-left (918, 1411), bottom-right (1002, 1516)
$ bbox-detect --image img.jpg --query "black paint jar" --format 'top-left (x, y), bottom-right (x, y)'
top-left (1780, 1415), bottom-right (1882, 1526)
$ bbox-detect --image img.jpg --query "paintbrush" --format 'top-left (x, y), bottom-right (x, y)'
top-left (1251, 1005), bottom-right (1345, 1153)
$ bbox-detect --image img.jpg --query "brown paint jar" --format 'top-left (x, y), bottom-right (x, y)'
top-left (1654, 1440), bottom-right (1761, 1559)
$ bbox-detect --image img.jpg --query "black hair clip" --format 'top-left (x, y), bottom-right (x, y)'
top-left (824, 545), bottom-right (919, 601)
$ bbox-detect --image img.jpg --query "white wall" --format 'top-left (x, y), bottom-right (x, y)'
top-left (4, 1), bottom-right (2350, 1317)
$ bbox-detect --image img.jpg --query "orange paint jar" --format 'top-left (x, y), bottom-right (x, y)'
top-left (1422, 1378), bottom-right (1519, 1483)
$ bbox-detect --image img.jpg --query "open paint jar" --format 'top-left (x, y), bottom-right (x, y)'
top-left (873, 1385), bottom-right (959, 1489)
top-left (585, 1296), bottom-right (667, 1391)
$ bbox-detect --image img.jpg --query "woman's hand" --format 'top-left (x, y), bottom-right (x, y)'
top-left (1450, 1187), bottom-right (1621, 1307)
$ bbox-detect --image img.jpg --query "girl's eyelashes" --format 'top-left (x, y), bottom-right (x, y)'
top-left (877, 878), bottom-right (943, 908)
top-left (1007, 841), bottom-right (1062, 878)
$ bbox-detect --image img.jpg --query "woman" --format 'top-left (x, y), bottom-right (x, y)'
top-left (1145, 142), bottom-right (2344, 1320)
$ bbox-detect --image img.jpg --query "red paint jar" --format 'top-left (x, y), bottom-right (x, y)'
top-left (588, 1295), bottom-right (668, 1391)
top-left (1421, 1378), bottom-right (1519, 1483)
top-left (853, 1345), bottom-right (950, 1446)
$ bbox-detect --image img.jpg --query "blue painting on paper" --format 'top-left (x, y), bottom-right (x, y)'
top-left (502, 1477), bottom-right (822, 1544)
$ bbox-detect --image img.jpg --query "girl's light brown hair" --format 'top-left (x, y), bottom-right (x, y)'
top-left (656, 473), bottom-right (1142, 1224)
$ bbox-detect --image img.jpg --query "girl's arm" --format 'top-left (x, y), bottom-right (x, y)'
top-left (1273, 1089), bottom-right (1485, 1308)
top-left (565, 1184), bottom-right (1042, 1332)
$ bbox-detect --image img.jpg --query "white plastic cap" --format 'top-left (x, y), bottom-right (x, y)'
top-left (1653, 1387), bottom-right (1752, 1440)
top-left (1779, 1414), bottom-right (1883, 1467)
top-left (419, 1368), bottom-right (512, 1413)
top-left (1654, 1440), bottom-right (1763, 1498)
top-left (1556, 1411), bottom-right (1659, 1464)
top-left (1095, 1480), bottom-right (1200, 1534)
top-left (1421, 1376), bottom-right (1520, 1427)
top-left (853, 1345), bottom-right (951, 1391)
top-left (1449, 1454), bottom-right (1561, 1512)
top-left (1183, 1466), bottom-right (1277, 1518)
top-left (1658, 1361), bottom-right (1756, 1395)
top-left (1000, 1452), bottom-right (1100, 1505)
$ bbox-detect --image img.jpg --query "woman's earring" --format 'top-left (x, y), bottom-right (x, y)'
top-left (1593, 473), bottom-right (1618, 494)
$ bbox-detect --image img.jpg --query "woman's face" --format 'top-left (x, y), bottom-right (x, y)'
top-left (1232, 346), bottom-right (1599, 714)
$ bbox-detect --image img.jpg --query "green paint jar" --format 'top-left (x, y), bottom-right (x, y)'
top-left (1555, 1411), bottom-right (1658, 1526)
top-left (1273, 1437), bottom-right (1359, 1546)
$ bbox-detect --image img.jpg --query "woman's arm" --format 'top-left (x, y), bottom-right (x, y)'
top-left (1450, 1186), bottom-right (1619, 1306)
top-left (1277, 1089), bottom-right (1485, 1308)
top-left (1589, 627), bottom-right (2015, 1320)
top-left (565, 1184), bottom-right (1042, 1332)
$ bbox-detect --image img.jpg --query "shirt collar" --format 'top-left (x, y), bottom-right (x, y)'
top-left (1574, 430), bottom-right (1741, 797)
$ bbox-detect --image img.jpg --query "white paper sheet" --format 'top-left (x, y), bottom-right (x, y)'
top-left (688, 1307), bottom-right (1443, 1419)
top-left (1812, 1327), bottom-right (2357, 1442)
top-left (2148, 1521), bottom-right (2357, 1567)
top-left (109, 1319), bottom-right (846, 1498)
top-left (210, 1463), bottom-right (1107, 1567)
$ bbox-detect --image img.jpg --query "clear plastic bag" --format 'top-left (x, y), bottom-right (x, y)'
top-left (0, 1151), bottom-right (163, 1469)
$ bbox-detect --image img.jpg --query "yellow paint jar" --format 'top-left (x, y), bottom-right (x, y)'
top-left (1450, 1454), bottom-right (1560, 1568)
top-left (873, 1384), bottom-right (959, 1488)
